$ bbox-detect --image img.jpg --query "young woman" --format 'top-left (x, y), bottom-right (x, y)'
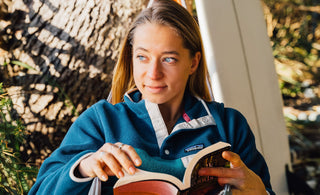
top-left (30, 0), bottom-right (274, 194)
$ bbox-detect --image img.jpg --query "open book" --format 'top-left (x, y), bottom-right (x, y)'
top-left (113, 141), bottom-right (231, 195)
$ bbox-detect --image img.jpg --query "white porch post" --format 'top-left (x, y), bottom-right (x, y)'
top-left (195, 0), bottom-right (290, 194)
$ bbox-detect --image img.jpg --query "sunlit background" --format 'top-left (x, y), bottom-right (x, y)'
top-left (1, 0), bottom-right (320, 194)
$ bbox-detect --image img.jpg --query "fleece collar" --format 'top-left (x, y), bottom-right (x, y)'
top-left (124, 89), bottom-right (216, 148)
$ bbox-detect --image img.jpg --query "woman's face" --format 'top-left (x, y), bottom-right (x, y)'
top-left (132, 23), bottom-right (200, 107)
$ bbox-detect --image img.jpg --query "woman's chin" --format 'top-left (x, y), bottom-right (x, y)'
top-left (143, 95), bottom-right (167, 105)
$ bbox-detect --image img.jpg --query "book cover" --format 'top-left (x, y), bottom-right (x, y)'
top-left (113, 141), bottom-right (231, 195)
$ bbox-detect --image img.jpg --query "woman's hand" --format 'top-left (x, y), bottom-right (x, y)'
top-left (78, 142), bottom-right (142, 182)
top-left (198, 151), bottom-right (267, 195)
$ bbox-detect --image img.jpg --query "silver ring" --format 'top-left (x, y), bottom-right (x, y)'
top-left (118, 143), bottom-right (125, 150)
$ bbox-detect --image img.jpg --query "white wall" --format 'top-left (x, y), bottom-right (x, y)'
top-left (195, 0), bottom-right (290, 194)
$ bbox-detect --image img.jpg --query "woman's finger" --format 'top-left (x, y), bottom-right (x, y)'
top-left (109, 144), bottom-right (137, 175)
top-left (115, 143), bottom-right (142, 166)
top-left (91, 160), bottom-right (109, 181)
top-left (100, 151), bottom-right (124, 178)
top-left (217, 177), bottom-right (245, 189)
top-left (222, 151), bottom-right (244, 168)
top-left (198, 167), bottom-right (244, 178)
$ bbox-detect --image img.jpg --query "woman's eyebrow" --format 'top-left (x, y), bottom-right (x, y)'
top-left (134, 47), bottom-right (148, 52)
top-left (134, 47), bottom-right (180, 56)
top-left (162, 51), bottom-right (180, 56)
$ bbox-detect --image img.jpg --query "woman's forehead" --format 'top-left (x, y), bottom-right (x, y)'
top-left (132, 23), bottom-right (186, 52)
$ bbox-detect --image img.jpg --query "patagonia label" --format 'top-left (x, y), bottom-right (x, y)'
top-left (184, 144), bottom-right (204, 153)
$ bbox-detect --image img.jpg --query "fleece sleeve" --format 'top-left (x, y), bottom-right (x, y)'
top-left (223, 108), bottom-right (275, 195)
top-left (28, 101), bottom-right (109, 195)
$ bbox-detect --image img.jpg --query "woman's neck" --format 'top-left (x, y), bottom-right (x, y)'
top-left (158, 100), bottom-right (184, 134)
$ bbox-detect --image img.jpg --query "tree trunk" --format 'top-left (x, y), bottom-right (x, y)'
top-left (0, 0), bottom-right (148, 166)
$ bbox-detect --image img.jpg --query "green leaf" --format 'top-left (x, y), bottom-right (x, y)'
top-left (10, 61), bottom-right (37, 71)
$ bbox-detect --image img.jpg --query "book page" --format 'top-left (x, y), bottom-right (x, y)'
top-left (114, 169), bottom-right (186, 190)
top-left (183, 142), bottom-right (231, 189)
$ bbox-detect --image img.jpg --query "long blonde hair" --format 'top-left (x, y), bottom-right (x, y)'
top-left (111, 0), bottom-right (212, 104)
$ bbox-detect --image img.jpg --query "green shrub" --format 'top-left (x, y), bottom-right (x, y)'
top-left (0, 83), bottom-right (38, 194)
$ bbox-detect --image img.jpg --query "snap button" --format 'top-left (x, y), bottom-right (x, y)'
top-left (164, 149), bottom-right (170, 155)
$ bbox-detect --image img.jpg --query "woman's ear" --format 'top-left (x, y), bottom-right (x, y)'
top-left (189, 51), bottom-right (201, 75)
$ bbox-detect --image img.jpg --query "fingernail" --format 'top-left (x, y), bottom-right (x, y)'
top-left (129, 167), bottom-right (135, 174)
top-left (101, 175), bottom-right (107, 181)
top-left (118, 171), bottom-right (124, 178)
top-left (135, 159), bottom-right (141, 166)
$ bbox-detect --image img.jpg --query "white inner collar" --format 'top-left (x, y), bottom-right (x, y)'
top-left (144, 98), bottom-right (216, 149)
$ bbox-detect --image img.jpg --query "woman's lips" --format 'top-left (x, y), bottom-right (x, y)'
top-left (145, 85), bottom-right (167, 93)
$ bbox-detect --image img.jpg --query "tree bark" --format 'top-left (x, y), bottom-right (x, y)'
top-left (0, 0), bottom-right (148, 166)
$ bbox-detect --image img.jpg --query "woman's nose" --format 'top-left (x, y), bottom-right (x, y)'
top-left (146, 60), bottom-right (163, 79)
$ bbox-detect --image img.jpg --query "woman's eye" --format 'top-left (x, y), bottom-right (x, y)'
top-left (137, 55), bottom-right (146, 61)
top-left (163, 57), bottom-right (176, 63)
